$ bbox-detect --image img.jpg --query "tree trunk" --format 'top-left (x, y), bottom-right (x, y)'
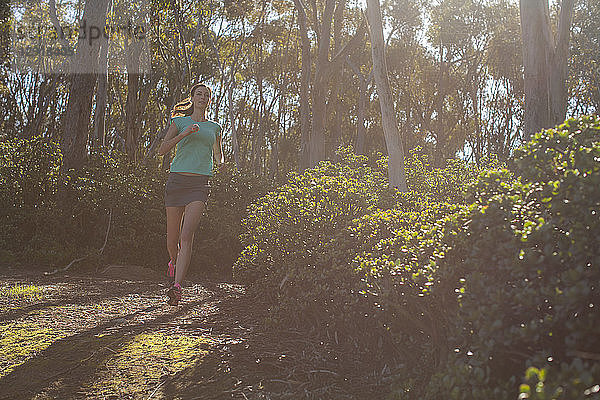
top-left (435, 43), bottom-right (447, 166)
top-left (293, 0), bottom-right (312, 171)
top-left (124, 2), bottom-right (149, 163)
top-left (254, 23), bottom-right (266, 176)
top-left (356, 79), bottom-right (368, 154)
top-left (23, 75), bottom-right (59, 138)
top-left (310, 0), bottom-right (336, 167)
top-left (346, 57), bottom-right (370, 155)
top-left (61, 0), bottom-right (111, 171)
top-left (94, 37), bottom-right (109, 148)
top-left (520, 0), bottom-right (574, 139)
top-left (549, 0), bottom-right (574, 126)
top-left (520, 0), bottom-right (552, 138)
top-left (125, 73), bottom-right (141, 161)
top-left (330, 0), bottom-right (346, 160)
top-left (366, 0), bottom-right (407, 191)
top-left (171, 0), bottom-right (190, 86)
top-left (229, 79), bottom-right (240, 170)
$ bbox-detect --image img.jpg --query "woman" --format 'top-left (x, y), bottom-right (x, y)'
top-left (157, 83), bottom-right (224, 305)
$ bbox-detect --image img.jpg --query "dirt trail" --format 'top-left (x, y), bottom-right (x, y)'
top-left (0, 267), bottom-right (387, 400)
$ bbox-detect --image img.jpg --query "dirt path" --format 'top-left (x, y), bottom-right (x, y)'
top-left (0, 267), bottom-right (388, 400)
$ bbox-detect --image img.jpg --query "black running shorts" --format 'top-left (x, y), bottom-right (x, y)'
top-left (164, 172), bottom-right (210, 207)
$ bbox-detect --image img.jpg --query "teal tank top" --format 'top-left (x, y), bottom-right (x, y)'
top-left (169, 116), bottom-right (222, 176)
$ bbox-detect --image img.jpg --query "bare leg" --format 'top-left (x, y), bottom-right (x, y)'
top-left (166, 206), bottom-right (185, 265)
top-left (174, 201), bottom-right (206, 286)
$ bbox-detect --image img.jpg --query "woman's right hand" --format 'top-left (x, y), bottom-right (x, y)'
top-left (181, 123), bottom-right (200, 138)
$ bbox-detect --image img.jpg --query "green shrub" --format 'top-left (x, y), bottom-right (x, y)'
top-left (519, 362), bottom-right (600, 400)
top-left (61, 148), bottom-right (167, 266)
top-left (403, 146), bottom-right (502, 204)
top-left (0, 141), bottom-right (169, 267)
top-left (0, 136), bottom-right (68, 265)
top-left (417, 116), bottom-right (600, 399)
top-left (232, 146), bottom-right (481, 366)
top-left (233, 148), bottom-right (397, 322)
top-left (233, 154), bottom-right (393, 286)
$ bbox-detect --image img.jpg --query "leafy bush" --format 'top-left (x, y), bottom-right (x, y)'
top-left (233, 148), bottom-right (400, 332)
top-left (233, 147), bottom-right (395, 293)
top-left (0, 136), bottom-right (68, 264)
top-left (519, 362), bottom-right (600, 400)
top-left (233, 117), bottom-right (599, 398)
top-left (403, 146), bottom-right (502, 204)
top-left (232, 146), bottom-right (481, 362)
top-left (0, 138), bottom-right (168, 267)
top-left (416, 116), bottom-right (600, 399)
top-left (61, 149), bottom-right (167, 266)
top-left (350, 202), bottom-right (469, 380)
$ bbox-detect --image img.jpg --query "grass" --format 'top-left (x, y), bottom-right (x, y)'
top-left (82, 332), bottom-right (213, 398)
top-left (0, 322), bottom-right (57, 378)
top-left (1, 284), bottom-right (43, 300)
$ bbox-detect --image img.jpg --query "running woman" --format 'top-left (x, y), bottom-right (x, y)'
top-left (157, 83), bottom-right (224, 305)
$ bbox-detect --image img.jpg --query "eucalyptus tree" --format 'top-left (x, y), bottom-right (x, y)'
top-left (519, 0), bottom-right (574, 138)
top-left (4, 1), bottom-right (70, 140)
top-left (568, 0), bottom-right (600, 115)
top-left (366, 0), bottom-right (407, 191)
top-left (61, 0), bottom-right (111, 170)
top-left (384, 0), bottom-right (524, 163)
top-left (136, 0), bottom-right (223, 163)
top-left (293, 0), bottom-right (366, 170)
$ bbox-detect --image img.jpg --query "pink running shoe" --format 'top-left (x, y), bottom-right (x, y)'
top-left (165, 260), bottom-right (175, 278)
top-left (166, 284), bottom-right (182, 306)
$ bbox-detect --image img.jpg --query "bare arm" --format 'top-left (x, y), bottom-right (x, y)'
top-left (213, 130), bottom-right (224, 165)
top-left (158, 122), bottom-right (198, 156)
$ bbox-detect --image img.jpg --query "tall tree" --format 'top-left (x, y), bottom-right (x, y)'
top-left (293, 0), bottom-right (311, 170)
top-left (61, 0), bottom-right (111, 170)
top-left (345, 56), bottom-right (371, 155)
top-left (294, 0), bottom-right (364, 169)
top-left (365, 0), bottom-right (408, 191)
top-left (520, 0), bottom-right (574, 138)
top-left (568, 0), bottom-right (600, 115)
top-left (93, 37), bottom-right (109, 148)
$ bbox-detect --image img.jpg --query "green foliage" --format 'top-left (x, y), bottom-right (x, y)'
top-left (0, 136), bottom-right (67, 264)
top-left (234, 117), bottom-right (599, 398)
top-left (403, 146), bottom-right (503, 204)
top-left (233, 146), bottom-right (477, 362)
top-left (233, 147), bottom-right (395, 292)
top-left (61, 149), bottom-right (167, 266)
top-left (3, 116), bottom-right (598, 398)
top-left (347, 202), bottom-right (469, 375)
top-left (0, 137), bottom-right (167, 266)
top-left (234, 147), bottom-right (409, 340)
top-left (1, 284), bottom-right (43, 300)
top-left (417, 116), bottom-right (600, 399)
top-left (519, 362), bottom-right (600, 400)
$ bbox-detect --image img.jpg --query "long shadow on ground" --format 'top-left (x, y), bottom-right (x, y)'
top-left (0, 276), bottom-right (164, 323)
top-left (0, 275), bottom-right (391, 399)
top-left (0, 282), bottom-right (240, 400)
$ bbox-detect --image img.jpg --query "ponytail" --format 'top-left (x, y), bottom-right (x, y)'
top-left (171, 98), bottom-right (193, 118)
